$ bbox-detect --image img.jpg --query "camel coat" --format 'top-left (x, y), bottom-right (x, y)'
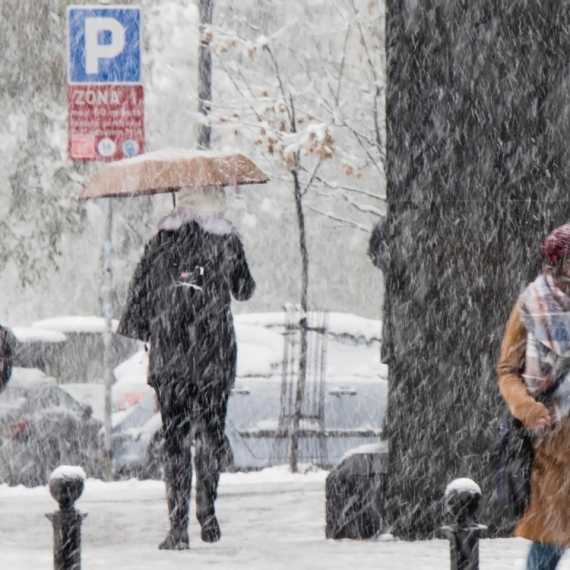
top-left (498, 301), bottom-right (570, 546)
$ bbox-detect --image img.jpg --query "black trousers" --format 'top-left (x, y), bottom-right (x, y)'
top-left (156, 382), bottom-right (230, 531)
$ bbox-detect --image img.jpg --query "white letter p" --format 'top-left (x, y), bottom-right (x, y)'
top-left (85, 17), bottom-right (125, 75)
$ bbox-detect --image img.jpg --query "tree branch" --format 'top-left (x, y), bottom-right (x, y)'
top-left (212, 52), bottom-right (264, 122)
top-left (267, 46), bottom-right (292, 125)
top-left (303, 159), bottom-right (322, 195)
top-left (340, 193), bottom-right (384, 216)
top-left (304, 203), bottom-right (369, 232)
top-left (335, 28), bottom-right (351, 107)
top-left (311, 174), bottom-right (386, 201)
top-left (225, 5), bottom-right (260, 32)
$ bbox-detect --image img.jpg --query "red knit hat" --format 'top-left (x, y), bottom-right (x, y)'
top-left (541, 223), bottom-right (570, 265)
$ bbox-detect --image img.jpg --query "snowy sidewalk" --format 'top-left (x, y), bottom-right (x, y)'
top-left (0, 466), bottom-right (565, 569)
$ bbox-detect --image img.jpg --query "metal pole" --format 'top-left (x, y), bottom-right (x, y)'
top-left (102, 200), bottom-right (114, 481)
top-left (198, 0), bottom-right (213, 150)
top-left (448, 526), bottom-right (481, 570)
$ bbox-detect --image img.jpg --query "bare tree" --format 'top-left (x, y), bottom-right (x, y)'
top-left (210, 0), bottom-right (386, 470)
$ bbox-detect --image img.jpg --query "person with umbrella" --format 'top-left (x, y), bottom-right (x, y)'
top-left (117, 182), bottom-right (255, 550)
top-left (117, 183), bottom-right (256, 549)
top-left (81, 149), bottom-right (266, 549)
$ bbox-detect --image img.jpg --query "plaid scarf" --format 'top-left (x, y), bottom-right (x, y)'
top-left (519, 273), bottom-right (570, 422)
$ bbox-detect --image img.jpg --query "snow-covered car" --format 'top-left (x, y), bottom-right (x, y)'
top-left (110, 312), bottom-right (386, 476)
top-left (0, 369), bottom-right (103, 486)
top-left (226, 313), bottom-right (386, 469)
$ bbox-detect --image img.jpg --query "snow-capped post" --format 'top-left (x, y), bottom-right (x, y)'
top-left (197, 0), bottom-right (213, 150)
top-left (45, 466), bottom-right (88, 570)
top-left (442, 479), bottom-right (486, 570)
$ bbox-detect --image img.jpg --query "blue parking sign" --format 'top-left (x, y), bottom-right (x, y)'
top-left (68, 6), bottom-right (141, 83)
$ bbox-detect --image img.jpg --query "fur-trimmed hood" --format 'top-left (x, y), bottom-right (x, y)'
top-left (158, 207), bottom-right (235, 235)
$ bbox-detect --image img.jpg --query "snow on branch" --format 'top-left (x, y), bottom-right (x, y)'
top-left (341, 194), bottom-right (384, 217)
top-left (304, 204), bottom-right (369, 233)
top-left (311, 175), bottom-right (385, 201)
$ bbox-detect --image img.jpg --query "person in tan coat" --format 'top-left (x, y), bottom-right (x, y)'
top-left (498, 223), bottom-right (570, 570)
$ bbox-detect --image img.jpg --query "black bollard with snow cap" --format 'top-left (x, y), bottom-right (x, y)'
top-left (442, 478), bottom-right (487, 570)
top-left (45, 466), bottom-right (88, 570)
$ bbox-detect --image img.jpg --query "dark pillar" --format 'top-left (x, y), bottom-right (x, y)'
top-left (385, 0), bottom-right (570, 538)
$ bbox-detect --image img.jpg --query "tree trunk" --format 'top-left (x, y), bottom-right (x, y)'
top-left (198, 0), bottom-right (213, 150)
top-left (385, 0), bottom-right (570, 538)
top-left (290, 167), bottom-right (309, 473)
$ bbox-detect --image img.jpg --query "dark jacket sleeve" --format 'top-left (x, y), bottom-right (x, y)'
top-left (117, 243), bottom-right (153, 342)
top-left (226, 233), bottom-right (256, 301)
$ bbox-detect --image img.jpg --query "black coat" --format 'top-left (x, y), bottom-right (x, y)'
top-left (117, 222), bottom-right (256, 398)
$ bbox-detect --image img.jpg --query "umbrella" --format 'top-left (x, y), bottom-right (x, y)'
top-left (79, 149), bottom-right (268, 479)
top-left (78, 148), bottom-right (270, 201)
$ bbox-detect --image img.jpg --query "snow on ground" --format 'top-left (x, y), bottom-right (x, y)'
top-left (0, 467), bottom-right (565, 570)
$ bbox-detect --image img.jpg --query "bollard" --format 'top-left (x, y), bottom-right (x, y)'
top-left (442, 478), bottom-right (487, 570)
top-left (45, 466), bottom-right (88, 570)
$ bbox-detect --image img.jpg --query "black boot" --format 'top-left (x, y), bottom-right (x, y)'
top-left (160, 457), bottom-right (191, 550)
top-left (159, 528), bottom-right (190, 551)
top-left (195, 438), bottom-right (222, 543)
top-left (199, 514), bottom-right (221, 543)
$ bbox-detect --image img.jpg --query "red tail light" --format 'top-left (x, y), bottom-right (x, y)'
top-left (116, 392), bottom-right (145, 411)
top-left (1, 421), bottom-right (29, 440)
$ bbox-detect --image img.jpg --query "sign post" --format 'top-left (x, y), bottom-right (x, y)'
top-left (67, 5), bottom-right (144, 481)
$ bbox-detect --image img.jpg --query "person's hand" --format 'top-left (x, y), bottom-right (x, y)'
top-left (535, 414), bottom-right (553, 430)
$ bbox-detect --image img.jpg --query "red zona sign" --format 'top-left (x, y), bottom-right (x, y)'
top-left (68, 85), bottom-right (145, 161)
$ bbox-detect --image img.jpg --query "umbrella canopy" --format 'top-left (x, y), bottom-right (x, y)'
top-left (78, 149), bottom-right (270, 201)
